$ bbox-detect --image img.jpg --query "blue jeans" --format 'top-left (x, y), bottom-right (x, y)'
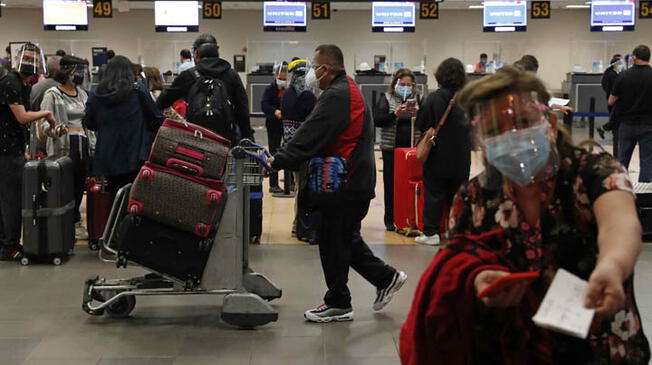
top-left (618, 121), bottom-right (652, 182)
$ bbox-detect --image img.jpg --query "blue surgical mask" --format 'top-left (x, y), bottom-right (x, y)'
top-left (484, 123), bottom-right (551, 187)
top-left (395, 85), bottom-right (412, 100)
top-left (72, 74), bottom-right (84, 85)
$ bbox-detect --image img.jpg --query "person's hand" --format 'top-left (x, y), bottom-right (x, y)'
top-left (474, 270), bottom-right (528, 308)
top-left (585, 258), bottom-right (626, 316)
top-left (267, 156), bottom-right (275, 165)
top-left (274, 109), bottom-right (282, 120)
top-left (408, 105), bottom-right (419, 117)
top-left (395, 104), bottom-right (408, 117)
top-left (560, 106), bottom-right (572, 115)
top-left (44, 111), bottom-right (57, 129)
top-left (55, 124), bottom-right (68, 136)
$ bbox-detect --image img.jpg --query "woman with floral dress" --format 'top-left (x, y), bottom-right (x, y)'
top-left (400, 66), bottom-right (650, 365)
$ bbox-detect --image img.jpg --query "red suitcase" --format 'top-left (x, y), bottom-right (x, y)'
top-left (149, 119), bottom-right (231, 180)
top-left (128, 162), bottom-right (227, 237)
top-left (393, 148), bottom-right (423, 234)
top-left (85, 177), bottom-right (114, 250)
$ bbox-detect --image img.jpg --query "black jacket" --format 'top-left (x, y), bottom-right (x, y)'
top-left (85, 84), bottom-right (164, 176)
top-left (157, 57), bottom-right (252, 141)
top-left (261, 80), bottom-right (283, 129)
top-left (271, 72), bottom-right (376, 203)
top-left (416, 87), bottom-right (471, 181)
top-left (280, 87), bottom-right (317, 124)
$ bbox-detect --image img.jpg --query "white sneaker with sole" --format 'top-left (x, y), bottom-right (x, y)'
top-left (304, 304), bottom-right (354, 323)
top-left (373, 271), bottom-right (408, 311)
top-left (415, 234), bottom-right (440, 246)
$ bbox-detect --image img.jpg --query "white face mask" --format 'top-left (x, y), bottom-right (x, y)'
top-left (305, 66), bottom-right (325, 90)
top-left (276, 79), bottom-right (287, 89)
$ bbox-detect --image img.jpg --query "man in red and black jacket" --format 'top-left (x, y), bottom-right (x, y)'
top-left (270, 45), bottom-right (407, 323)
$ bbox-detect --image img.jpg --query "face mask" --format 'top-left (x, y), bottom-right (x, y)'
top-left (305, 66), bottom-right (325, 90)
top-left (19, 66), bottom-right (36, 77)
top-left (276, 79), bottom-right (287, 89)
top-left (395, 85), bottom-right (412, 100)
top-left (484, 123), bottom-right (551, 187)
top-left (72, 74), bottom-right (84, 86)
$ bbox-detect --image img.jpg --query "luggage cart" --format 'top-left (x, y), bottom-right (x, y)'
top-left (81, 140), bottom-right (282, 328)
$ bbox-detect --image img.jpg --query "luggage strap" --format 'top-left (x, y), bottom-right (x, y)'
top-left (22, 200), bottom-right (75, 218)
top-left (36, 161), bottom-right (49, 256)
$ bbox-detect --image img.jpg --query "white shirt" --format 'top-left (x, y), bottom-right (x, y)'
top-left (178, 59), bottom-right (195, 73)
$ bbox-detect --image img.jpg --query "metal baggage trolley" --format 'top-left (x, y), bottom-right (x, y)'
top-left (81, 140), bottom-right (282, 328)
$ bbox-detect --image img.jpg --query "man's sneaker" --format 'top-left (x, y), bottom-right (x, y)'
top-left (75, 222), bottom-right (89, 240)
top-left (415, 234), bottom-right (440, 246)
top-left (269, 186), bottom-right (283, 194)
top-left (304, 304), bottom-right (354, 323)
top-left (373, 271), bottom-right (408, 311)
top-left (0, 246), bottom-right (22, 261)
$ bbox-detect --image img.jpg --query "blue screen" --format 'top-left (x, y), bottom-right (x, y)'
top-left (264, 2), bottom-right (306, 27)
top-left (591, 1), bottom-right (635, 26)
top-left (372, 2), bottom-right (416, 27)
top-left (483, 1), bottom-right (527, 27)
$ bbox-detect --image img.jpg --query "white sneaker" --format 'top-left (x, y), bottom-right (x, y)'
top-left (75, 222), bottom-right (89, 240)
top-left (304, 304), bottom-right (354, 323)
top-left (415, 234), bottom-right (440, 246)
top-left (373, 271), bottom-right (408, 311)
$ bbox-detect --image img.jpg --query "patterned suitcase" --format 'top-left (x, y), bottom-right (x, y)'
top-left (149, 119), bottom-right (231, 180)
top-left (128, 162), bottom-right (227, 237)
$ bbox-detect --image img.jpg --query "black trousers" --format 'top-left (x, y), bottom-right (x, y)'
top-left (422, 176), bottom-right (466, 236)
top-left (382, 150), bottom-right (395, 227)
top-left (0, 154), bottom-right (25, 250)
top-left (318, 200), bottom-right (396, 308)
top-left (266, 122), bottom-right (283, 188)
top-left (107, 170), bottom-right (139, 198)
top-left (69, 135), bottom-right (89, 223)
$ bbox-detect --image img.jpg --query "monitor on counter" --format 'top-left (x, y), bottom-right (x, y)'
top-left (263, 2), bottom-right (307, 32)
top-left (43, 0), bottom-right (89, 31)
top-left (371, 2), bottom-right (416, 33)
top-left (483, 0), bottom-right (527, 32)
top-left (591, 0), bottom-right (635, 32)
top-left (155, 1), bottom-right (199, 32)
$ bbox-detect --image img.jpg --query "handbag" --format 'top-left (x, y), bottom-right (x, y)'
top-left (306, 156), bottom-right (347, 206)
top-left (415, 93), bottom-right (457, 164)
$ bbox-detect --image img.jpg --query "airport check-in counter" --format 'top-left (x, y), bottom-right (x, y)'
top-left (354, 73), bottom-right (428, 110)
top-left (563, 72), bottom-right (608, 115)
top-left (247, 73), bottom-right (275, 117)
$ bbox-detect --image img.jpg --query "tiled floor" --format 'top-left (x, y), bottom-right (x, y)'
top-left (1, 244), bottom-right (652, 364)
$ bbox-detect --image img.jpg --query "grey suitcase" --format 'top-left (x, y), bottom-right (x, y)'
top-left (21, 156), bottom-right (75, 265)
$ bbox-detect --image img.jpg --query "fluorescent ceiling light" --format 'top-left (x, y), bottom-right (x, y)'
top-left (566, 4), bottom-right (590, 8)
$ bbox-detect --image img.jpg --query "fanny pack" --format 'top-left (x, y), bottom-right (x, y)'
top-left (307, 156), bottom-right (347, 205)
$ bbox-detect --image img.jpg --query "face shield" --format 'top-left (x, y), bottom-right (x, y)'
top-left (17, 43), bottom-right (46, 76)
top-left (473, 92), bottom-right (558, 186)
top-left (395, 79), bottom-right (415, 101)
top-left (287, 59), bottom-right (309, 93)
top-left (63, 63), bottom-right (91, 91)
top-left (273, 61), bottom-right (289, 89)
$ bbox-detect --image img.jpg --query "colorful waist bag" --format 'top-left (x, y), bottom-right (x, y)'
top-left (307, 156), bottom-right (347, 206)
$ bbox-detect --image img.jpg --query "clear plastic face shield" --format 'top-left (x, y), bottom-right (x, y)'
top-left (273, 61), bottom-right (288, 89)
top-left (473, 92), bottom-right (558, 186)
top-left (16, 43), bottom-right (46, 76)
top-left (395, 78), bottom-right (415, 101)
top-left (287, 59), bottom-right (308, 91)
top-left (64, 63), bottom-right (91, 91)
top-left (611, 58), bottom-right (625, 73)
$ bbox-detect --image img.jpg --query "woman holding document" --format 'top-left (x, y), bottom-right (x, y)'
top-left (400, 66), bottom-right (650, 364)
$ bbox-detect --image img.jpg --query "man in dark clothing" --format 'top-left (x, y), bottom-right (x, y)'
top-left (261, 62), bottom-right (287, 193)
top-left (0, 42), bottom-right (56, 261)
top-left (269, 44), bottom-right (406, 323)
top-left (597, 54), bottom-right (622, 150)
top-left (157, 34), bottom-right (252, 143)
top-left (610, 45), bottom-right (652, 182)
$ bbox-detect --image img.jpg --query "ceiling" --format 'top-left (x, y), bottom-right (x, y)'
top-left (1, 1), bottom-right (599, 10)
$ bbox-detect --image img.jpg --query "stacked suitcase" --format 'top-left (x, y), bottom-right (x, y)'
top-left (116, 119), bottom-right (231, 289)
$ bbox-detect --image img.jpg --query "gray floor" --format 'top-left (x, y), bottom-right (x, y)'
top-left (2, 244), bottom-right (652, 365)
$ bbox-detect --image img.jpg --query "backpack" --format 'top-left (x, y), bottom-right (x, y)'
top-left (186, 69), bottom-right (237, 142)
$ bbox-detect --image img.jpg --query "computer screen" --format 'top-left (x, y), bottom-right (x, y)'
top-left (155, 1), bottom-right (199, 32)
top-left (263, 2), bottom-right (307, 31)
top-left (483, 0), bottom-right (527, 32)
top-left (43, 0), bottom-right (89, 31)
top-left (591, 0), bottom-right (635, 32)
top-left (371, 2), bottom-right (416, 33)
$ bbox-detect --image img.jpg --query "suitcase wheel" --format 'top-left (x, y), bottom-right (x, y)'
top-left (20, 257), bottom-right (29, 266)
top-left (52, 257), bottom-right (62, 266)
top-left (116, 255), bottom-right (128, 268)
top-left (88, 239), bottom-right (100, 251)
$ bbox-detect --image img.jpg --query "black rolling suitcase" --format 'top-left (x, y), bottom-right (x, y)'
top-left (635, 183), bottom-right (652, 241)
top-left (115, 215), bottom-right (214, 289)
top-left (250, 184), bottom-right (263, 244)
top-left (21, 156), bottom-right (75, 265)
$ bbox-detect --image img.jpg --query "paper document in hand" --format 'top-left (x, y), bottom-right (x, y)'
top-left (532, 269), bottom-right (595, 339)
top-left (549, 97), bottom-right (570, 107)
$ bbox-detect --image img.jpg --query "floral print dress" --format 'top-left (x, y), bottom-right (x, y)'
top-left (448, 142), bottom-right (651, 364)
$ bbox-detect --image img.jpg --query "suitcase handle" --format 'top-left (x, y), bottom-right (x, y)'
top-left (166, 158), bottom-right (204, 177)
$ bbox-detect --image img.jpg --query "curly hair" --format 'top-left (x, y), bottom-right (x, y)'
top-left (435, 58), bottom-right (467, 92)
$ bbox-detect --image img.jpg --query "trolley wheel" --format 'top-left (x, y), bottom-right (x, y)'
top-left (105, 295), bottom-right (136, 318)
top-left (82, 302), bottom-right (105, 316)
top-left (20, 257), bottom-right (29, 266)
top-left (52, 257), bottom-right (62, 266)
top-left (88, 239), bottom-right (99, 251)
top-left (116, 256), bottom-right (127, 268)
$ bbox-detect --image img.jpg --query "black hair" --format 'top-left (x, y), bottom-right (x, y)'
top-left (612, 53), bottom-right (622, 59)
top-left (291, 57), bottom-right (300, 62)
top-left (193, 34), bottom-right (219, 58)
top-left (5, 45), bottom-right (9, 54)
top-left (435, 57), bottom-right (467, 92)
top-left (633, 45), bottom-right (651, 62)
top-left (107, 50), bottom-right (115, 59)
top-left (480, 53), bottom-right (488, 59)
top-left (55, 49), bottom-right (66, 57)
top-left (180, 49), bottom-right (192, 60)
top-left (53, 55), bottom-right (85, 84)
top-left (96, 55), bottom-right (136, 101)
top-left (315, 44), bottom-right (344, 69)
top-left (517, 55), bottom-right (539, 72)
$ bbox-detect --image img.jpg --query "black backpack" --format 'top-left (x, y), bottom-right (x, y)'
top-left (186, 69), bottom-right (237, 142)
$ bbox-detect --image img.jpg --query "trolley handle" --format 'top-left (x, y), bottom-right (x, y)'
top-left (231, 146), bottom-right (274, 172)
top-left (238, 139), bottom-right (273, 159)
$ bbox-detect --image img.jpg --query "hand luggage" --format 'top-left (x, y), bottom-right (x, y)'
top-left (86, 177), bottom-right (113, 250)
top-left (249, 184), bottom-right (263, 244)
top-left (393, 148), bottom-right (423, 234)
top-left (296, 207), bottom-right (320, 244)
top-left (149, 119), bottom-right (231, 180)
top-left (21, 156), bottom-right (75, 265)
top-left (128, 162), bottom-right (227, 237)
top-left (116, 214), bottom-right (213, 289)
